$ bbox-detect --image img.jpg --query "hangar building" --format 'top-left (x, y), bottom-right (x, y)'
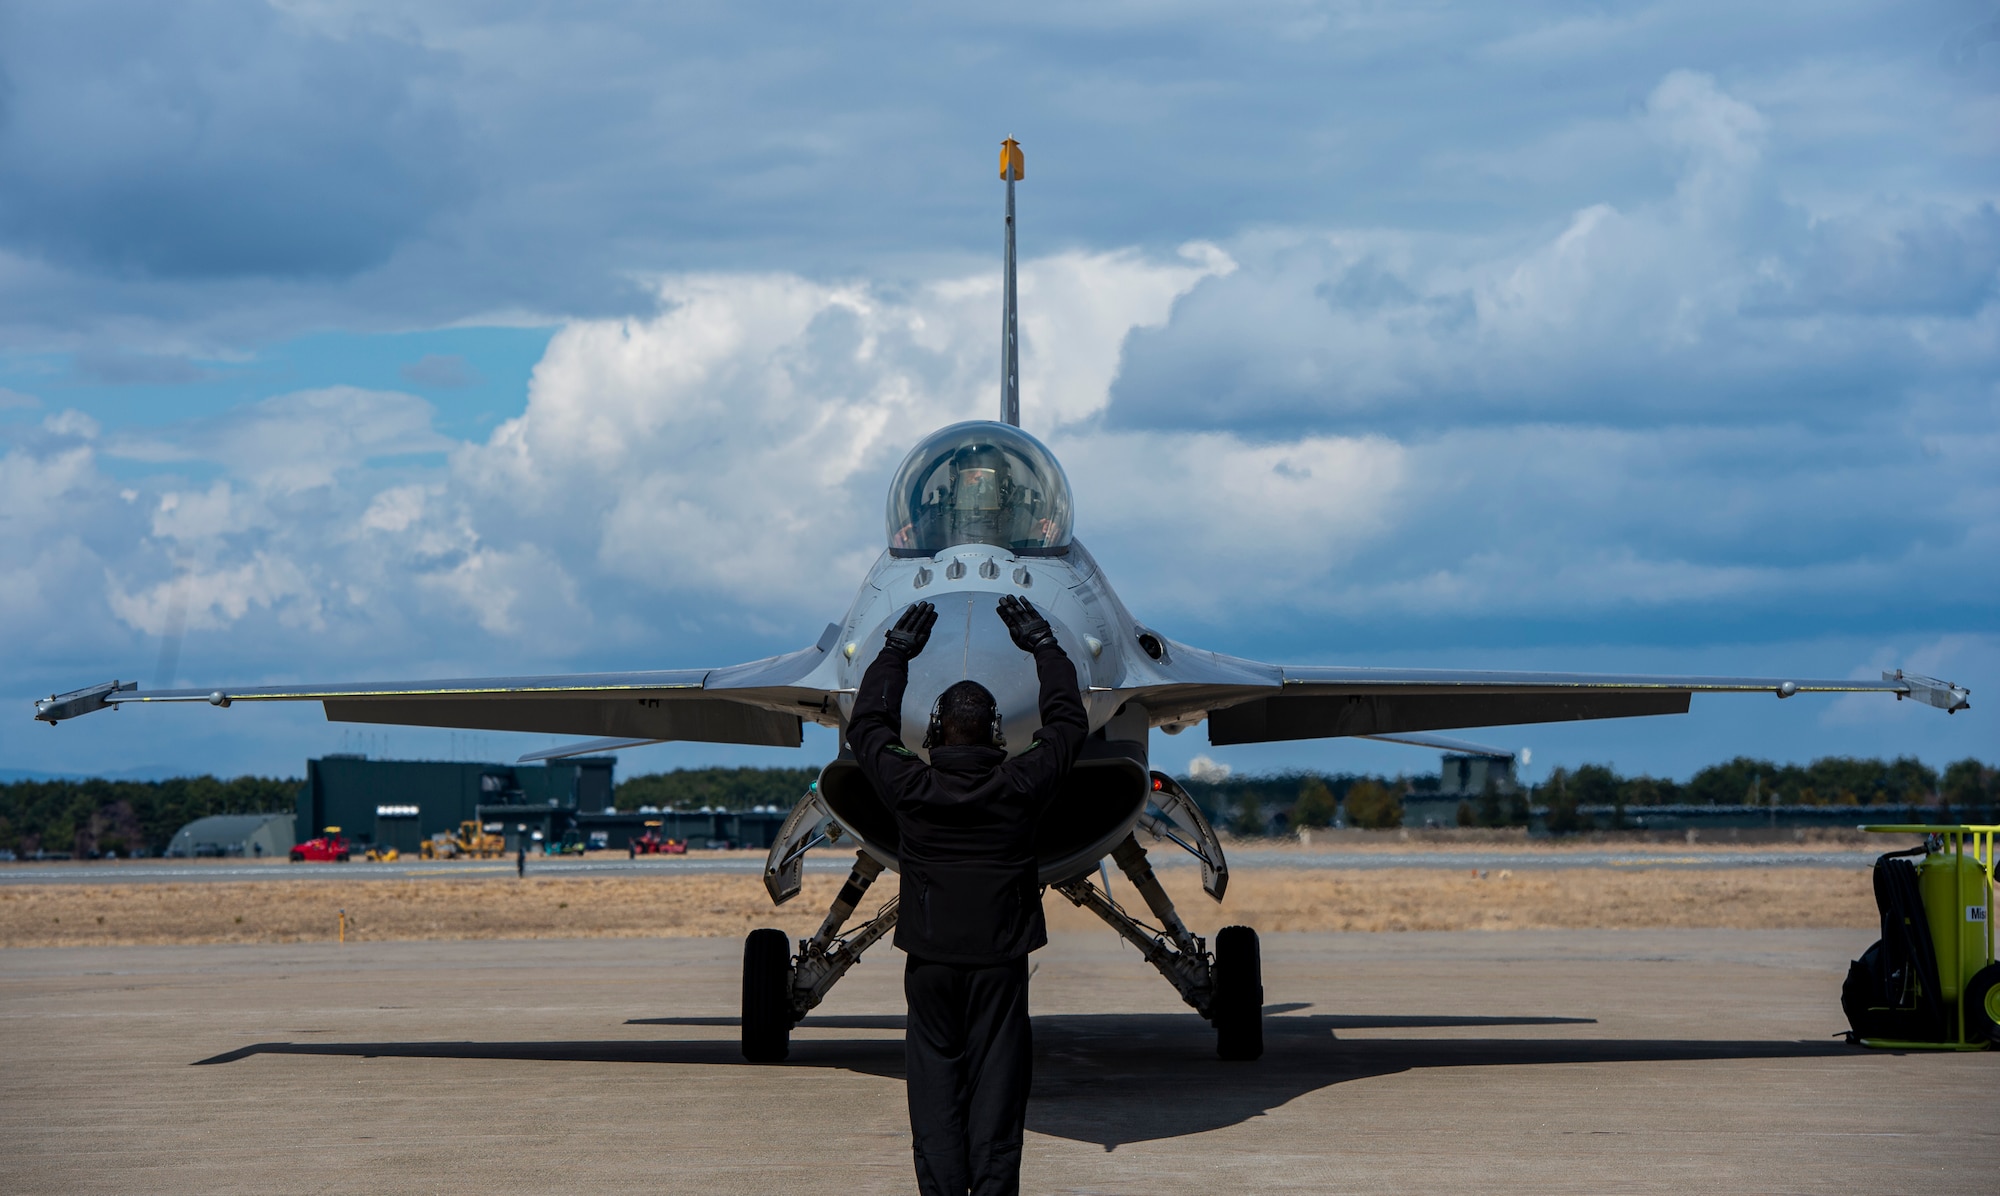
top-left (165, 813), bottom-right (296, 859)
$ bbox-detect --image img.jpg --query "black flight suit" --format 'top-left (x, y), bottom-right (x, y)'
top-left (847, 632), bottom-right (1089, 1196)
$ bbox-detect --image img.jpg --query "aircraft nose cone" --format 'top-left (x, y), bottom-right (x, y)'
top-left (897, 592), bottom-right (1042, 758)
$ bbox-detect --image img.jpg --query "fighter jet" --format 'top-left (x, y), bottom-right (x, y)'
top-left (35, 138), bottom-right (1972, 1062)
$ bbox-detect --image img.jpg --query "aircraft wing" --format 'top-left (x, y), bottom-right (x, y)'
top-left (31, 627), bottom-right (849, 749)
top-left (1123, 647), bottom-right (1970, 745)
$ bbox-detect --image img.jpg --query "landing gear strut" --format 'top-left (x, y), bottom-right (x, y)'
top-left (1057, 829), bottom-right (1262, 1060)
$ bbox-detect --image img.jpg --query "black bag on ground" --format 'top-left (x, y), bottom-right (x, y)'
top-left (1841, 849), bottom-right (1948, 1042)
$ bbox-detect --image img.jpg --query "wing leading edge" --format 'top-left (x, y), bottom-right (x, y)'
top-left (32, 629), bottom-right (850, 750)
top-left (1124, 651), bottom-right (1969, 746)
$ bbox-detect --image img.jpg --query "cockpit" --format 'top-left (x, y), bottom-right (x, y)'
top-left (886, 421), bottom-right (1074, 556)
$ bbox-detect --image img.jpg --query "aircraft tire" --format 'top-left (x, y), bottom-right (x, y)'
top-left (1212, 924), bottom-right (1264, 1061)
top-left (741, 927), bottom-right (794, 1063)
top-left (1965, 963), bottom-right (2000, 1045)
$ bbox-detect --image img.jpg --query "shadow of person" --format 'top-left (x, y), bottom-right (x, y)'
top-left (192, 1009), bottom-right (1854, 1150)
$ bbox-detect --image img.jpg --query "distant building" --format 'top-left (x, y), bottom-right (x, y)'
top-left (291, 755), bottom-right (791, 853)
top-left (1404, 752), bottom-right (1520, 827)
top-left (166, 813), bottom-right (295, 859)
top-left (1438, 753), bottom-right (1518, 797)
top-left (297, 755), bottom-right (616, 852)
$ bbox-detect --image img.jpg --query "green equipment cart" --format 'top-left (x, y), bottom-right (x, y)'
top-left (1842, 824), bottom-right (1997, 1050)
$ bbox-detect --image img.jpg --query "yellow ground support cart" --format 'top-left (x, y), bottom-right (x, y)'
top-left (1843, 824), bottom-right (1997, 1050)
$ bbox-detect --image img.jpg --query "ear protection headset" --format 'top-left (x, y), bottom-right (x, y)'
top-left (922, 689), bottom-right (1006, 750)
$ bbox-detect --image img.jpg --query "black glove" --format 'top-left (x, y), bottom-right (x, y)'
top-left (882, 601), bottom-right (937, 659)
top-left (996, 595), bottom-right (1058, 653)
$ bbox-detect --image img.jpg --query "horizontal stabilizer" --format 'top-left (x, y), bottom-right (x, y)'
top-left (1360, 730), bottom-right (1515, 757)
top-left (517, 737), bottom-right (665, 763)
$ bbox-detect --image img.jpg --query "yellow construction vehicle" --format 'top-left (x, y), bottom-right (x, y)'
top-left (419, 820), bottom-right (508, 860)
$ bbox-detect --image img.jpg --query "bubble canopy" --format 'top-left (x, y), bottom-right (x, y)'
top-left (886, 421), bottom-right (1074, 556)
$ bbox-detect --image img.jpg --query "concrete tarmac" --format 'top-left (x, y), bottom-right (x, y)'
top-left (3, 929), bottom-right (1991, 1194)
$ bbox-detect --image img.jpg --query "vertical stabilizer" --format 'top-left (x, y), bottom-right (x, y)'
top-left (999, 138), bottom-right (1023, 426)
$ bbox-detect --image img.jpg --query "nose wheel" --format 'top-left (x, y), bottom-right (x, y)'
top-left (741, 848), bottom-right (903, 1063)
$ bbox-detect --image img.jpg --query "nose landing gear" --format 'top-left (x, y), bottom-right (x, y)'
top-left (741, 848), bottom-right (900, 1063)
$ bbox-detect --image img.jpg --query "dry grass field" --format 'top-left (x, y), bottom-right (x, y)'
top-left (0, 865), bottom-right (1878, 949)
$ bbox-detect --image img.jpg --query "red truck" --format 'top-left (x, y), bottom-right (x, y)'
top-left (628, 823), bottom-right (687, 857)
top-left (290, 828), bottom-right (352, 863)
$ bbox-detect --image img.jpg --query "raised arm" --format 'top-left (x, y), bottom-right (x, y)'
top-left (846, 601), bottom-right (938, 801)
top-left (994, 596), bottom-right (1089, 797)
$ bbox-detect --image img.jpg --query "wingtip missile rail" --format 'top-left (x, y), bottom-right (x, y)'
top-left (1885, 669), bottom-right (1972, 713)
top-left (33, 680), bottom-right (136, 724)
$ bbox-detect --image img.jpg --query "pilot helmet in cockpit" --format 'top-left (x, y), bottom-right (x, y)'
top-left (948, 442), bottom-right (1009, 530)
top-left (887, 421), bottom-right (1074, 556)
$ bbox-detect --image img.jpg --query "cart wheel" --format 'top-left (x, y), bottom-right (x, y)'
top-left (1965, 963), bottom-right (2000, 1045)
top-left (741, 928), bottom-right (795, 1063)
top-left (1211, 925), bottom-right (1264, 1061)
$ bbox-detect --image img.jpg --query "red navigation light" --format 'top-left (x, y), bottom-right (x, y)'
top-left (1151, 776), bottom-right (1164, 791)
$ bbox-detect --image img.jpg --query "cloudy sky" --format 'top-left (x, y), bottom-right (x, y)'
top-left (3, 1), bottom-right (1995, 783)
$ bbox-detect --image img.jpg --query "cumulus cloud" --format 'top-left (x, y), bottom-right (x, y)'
top-left (1108, 72), bottom-right (1999, 434)
top-left (108, 386), bottom-right (452, 494)
top-left (453, 250), bottom-right (1232, 615)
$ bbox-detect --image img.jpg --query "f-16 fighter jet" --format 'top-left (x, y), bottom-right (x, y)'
top-left (36, 138), bottom-right (1971, 1062)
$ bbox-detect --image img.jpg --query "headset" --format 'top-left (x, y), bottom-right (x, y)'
top-left (923, 685), bottom-right (1006, 750)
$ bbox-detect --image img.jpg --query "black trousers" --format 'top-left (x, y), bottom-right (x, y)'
top-left (903, 954), bottom-right (1032, 1196)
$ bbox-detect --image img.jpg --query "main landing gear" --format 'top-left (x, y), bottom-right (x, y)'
top-left (1053, 812), bottom-right (1262, 1061)
top-left (742, 772), bottom-right (1258, 1063)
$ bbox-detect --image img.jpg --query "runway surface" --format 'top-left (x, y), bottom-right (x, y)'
top-left (0, 846), bottom-right (1885, 885)
top-left (3, 929), bottom-right (1989, 1193)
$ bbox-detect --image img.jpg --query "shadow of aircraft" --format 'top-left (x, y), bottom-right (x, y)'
top-left (193, 1009), bottom-right (1855, 1149)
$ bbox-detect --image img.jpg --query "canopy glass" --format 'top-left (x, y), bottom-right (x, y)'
top-left (886, 421), bottom-right (1073, 555)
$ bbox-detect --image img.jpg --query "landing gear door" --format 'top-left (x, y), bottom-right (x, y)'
top-left (764, 782), bottom-right (838, 906)
top-left (1140, 771), bottom-right (1229, 902)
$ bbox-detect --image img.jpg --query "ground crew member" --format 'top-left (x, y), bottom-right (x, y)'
top-left (848, 595), bottom-right (1089, 1196)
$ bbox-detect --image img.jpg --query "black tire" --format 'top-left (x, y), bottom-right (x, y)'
top-left (1965, 963), bottom-right (2000, 1046)
top-left (741, 928), bottom-right (795, 1063)
top-left (1211, 924), bottom-right (1264, 1061)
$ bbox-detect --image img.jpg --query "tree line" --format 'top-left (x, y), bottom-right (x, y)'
top-left (3, 756), bottom-right (1994, 856)
top-left (611, 766), bottom-right (821, 813)
top-left (1183, 755), bottom-right (1999, 836)
top-left (0, 775), bottom-right (305, 858)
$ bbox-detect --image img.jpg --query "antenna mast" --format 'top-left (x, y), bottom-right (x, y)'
top-left (999, 137), bottom-right (1023, 426)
